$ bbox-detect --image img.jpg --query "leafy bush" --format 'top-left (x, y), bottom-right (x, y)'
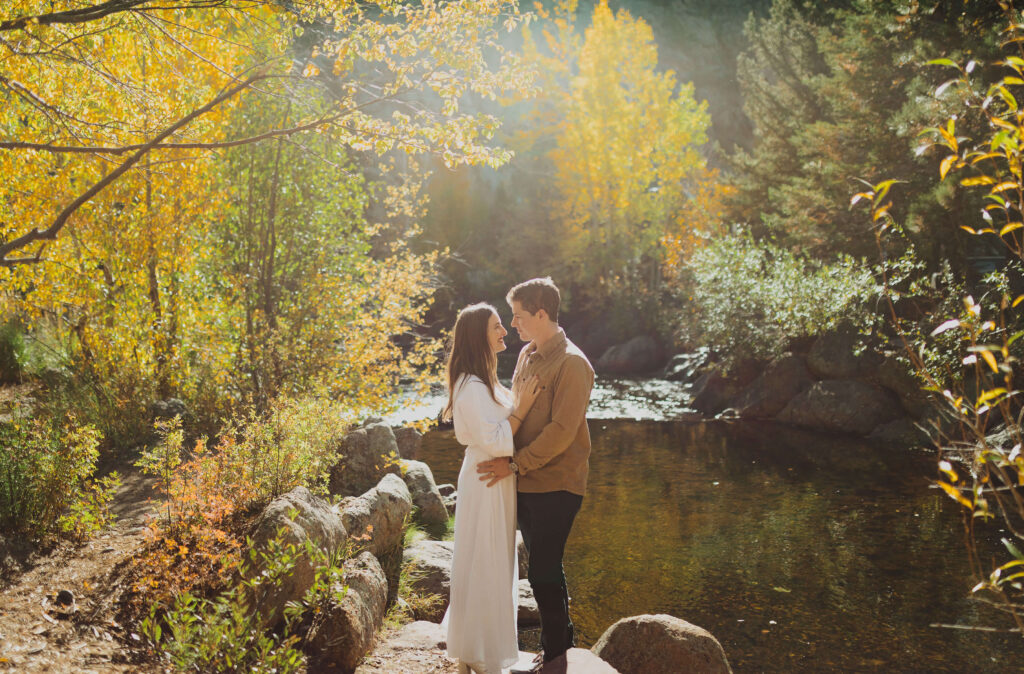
top-left (861, 19), bottom-right (1024, 630)
top-left (127, 394), bottom-right (352, 620)
top-left (137, 395), bottom-right (351, 532)
top-left (141, 532), bottom-right (347, 673)
top-left (0, 415), bottom-right (116, 538)
top-left (38, 367), bottom-right (154, 456)
top-left (59, 471), bottom-right (121, 541)
top-left (680, 228), bottom-right (880, 367)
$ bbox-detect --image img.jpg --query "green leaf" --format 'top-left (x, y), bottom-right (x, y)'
top-left (1003, 537), bottom-right (1024, 561)
top-left (926, 58), bottom-right (960, 68)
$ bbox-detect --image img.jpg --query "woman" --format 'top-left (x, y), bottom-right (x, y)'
top-left (441, 303), bottom-right (541, 674)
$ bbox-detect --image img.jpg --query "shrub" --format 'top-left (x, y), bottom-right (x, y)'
top-left (59, 471), bottom-right (121, 541)
top-left (127, 394), bottom-right (352, 618)
top-left (0, 414), bottom-right (114, 538)
top-left (141, 532), bottom-right (348, 673)
top-left (679, 227), bottom-right (880, 368)
top-left (137, 395), bottom-right (351, 532)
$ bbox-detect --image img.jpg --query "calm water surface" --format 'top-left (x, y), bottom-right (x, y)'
top-left (420, 418), bottom-right (1024, 673)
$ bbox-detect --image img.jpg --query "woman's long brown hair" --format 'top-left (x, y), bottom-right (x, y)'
top-left (442, 303), bottom-right (501, 422)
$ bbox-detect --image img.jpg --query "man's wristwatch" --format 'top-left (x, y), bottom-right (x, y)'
top-left (508, 458), bottom-right (520, 475)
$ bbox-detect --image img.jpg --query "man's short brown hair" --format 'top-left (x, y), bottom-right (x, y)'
top-left (507, 277), bottom-right (560, 321)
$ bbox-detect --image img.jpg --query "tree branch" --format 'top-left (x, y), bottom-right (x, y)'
top-left (0, 1), bottom-right (239, 32)
top-left (0, 70), bottom-right (268, 266)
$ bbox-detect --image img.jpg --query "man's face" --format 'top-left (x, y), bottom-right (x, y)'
top-left (510, 300), bottom-right (544, 343)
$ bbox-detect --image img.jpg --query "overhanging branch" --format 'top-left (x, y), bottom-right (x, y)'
top-left (0, 70), bottom-right (268, 266)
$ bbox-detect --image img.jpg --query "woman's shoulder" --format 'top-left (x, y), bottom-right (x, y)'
top-left (454, 373), bottom-right (486, 396)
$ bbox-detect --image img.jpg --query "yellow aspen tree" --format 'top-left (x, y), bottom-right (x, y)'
top-left (521, 0), bottom-right (724, 311)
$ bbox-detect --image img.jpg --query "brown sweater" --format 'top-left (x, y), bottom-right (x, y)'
top-left (511, 328), bottom-right (594, 495)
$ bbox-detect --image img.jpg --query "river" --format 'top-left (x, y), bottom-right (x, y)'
top-left (396, 378), bottom-right (1024, 672)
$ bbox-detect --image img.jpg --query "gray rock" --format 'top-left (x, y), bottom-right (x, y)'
top-left (400, 460), bottom-right (448, 531)
top-left (732, 354), bottom-right (814, 419)
top-left (340, 473), bottom-right (412, 557)
top-left (592, 614), bottom-right (732, 674)
top-left (250, 486), bottom-right (347, 627)
top-left (543, 648), bottom-right (619, 672)
top-left (517, 579), bottom-right (539, 626)
top-left (306, 551), bottom-right (388, 673)
top-left (442, 491), bottom-right (457, 516)
top-left (596, 336), bottom-right (664, 376)
top-left (874, 357), bottom-right (930, 419)
top-left (663, 347), bottom-right (711, 382)
top-left (868, 418), bottom-right (931, 448)
top-left (777, 380), bottom-right (901, 435)
top-left (384, 620), bottom-right (447, 650)
top-left (330, 424), bottom-right (402, 498)
top-left (807, 331), bottom-right (881, 379)
top-left (402, 539), bottom-right (454, 622)
top-left (394, 426), bottom-right (423, 460)
top-left (690, 371), bottom-right (738, 417)
top-left (151, 397), bottom-right (186, 420)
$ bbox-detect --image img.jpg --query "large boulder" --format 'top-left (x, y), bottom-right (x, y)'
top-left (306, 551), bottom-right (388, 673)
top-left (249, 486), bottom-right (347, 627)
top-left (806, 331), bottom-right (881, 380)
top-left (401, 539), bottom-right (454, 622)
top-left (394, 426), bottom-right (423, 461)
top-left (776, 380), bottom-right (901, 435)
top-left (690, 371), bottom-right (738, 417)
top-left (595, 336), bottom-right (664, 376)
top-left (867, 418), bottom-right (931, 448)
top-left (874, 357), bottom-right (930, 419)
top-left (340, 473), bottom-right (413, 558)
top-left (330, 423), bottom-right (402, 498)
top-left (352, 621), bottom-right (449, 673)
top-left (731, 354), bottom-right (814, 419)
top-left (400, 460), bottom-right (448, 532)
top-left (592, 614), bottom-right (732, 674)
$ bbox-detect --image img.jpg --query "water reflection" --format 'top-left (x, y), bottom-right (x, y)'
top-left (386, 377), bottom-right (696, 426)
top-left (420, 420), bottom-right (1024, 673)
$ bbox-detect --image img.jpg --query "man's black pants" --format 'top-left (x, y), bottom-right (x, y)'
top-left (517, 490), bottom-right (583, 662)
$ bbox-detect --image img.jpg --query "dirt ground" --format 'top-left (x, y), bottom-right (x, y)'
top-left (0, 465), bottom-right (158, 673)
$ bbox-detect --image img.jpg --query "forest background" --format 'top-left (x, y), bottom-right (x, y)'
top-left (3, 0), bottom-right (1024, 667)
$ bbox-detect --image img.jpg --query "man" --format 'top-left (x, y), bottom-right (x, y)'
top-left (477, 277), bottom-right (595, 667)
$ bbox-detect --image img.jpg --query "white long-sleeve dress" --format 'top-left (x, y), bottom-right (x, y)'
top-left (443, 374), bottom-right (519, 674)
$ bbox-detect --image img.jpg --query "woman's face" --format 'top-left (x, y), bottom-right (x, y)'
top-left (488, 311), bottom-right (508, 354)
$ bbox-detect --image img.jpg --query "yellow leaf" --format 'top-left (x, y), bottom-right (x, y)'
top-left (962, 175), bottom-right (997, 186)
top-left (1001, 222), bottom-right (1024, 236)
top-left (940, 155), bottom-right (957, 179)
top-left (938, 481), bottom-right (974, 509)
top-left (981, 350), bottom-right (999, 372)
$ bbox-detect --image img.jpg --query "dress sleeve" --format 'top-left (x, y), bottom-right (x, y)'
top-left (454, 378), bottom-right (515, 458)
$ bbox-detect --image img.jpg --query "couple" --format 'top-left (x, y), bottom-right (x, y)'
top-left (440, 278), bottom-right (595, 674)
